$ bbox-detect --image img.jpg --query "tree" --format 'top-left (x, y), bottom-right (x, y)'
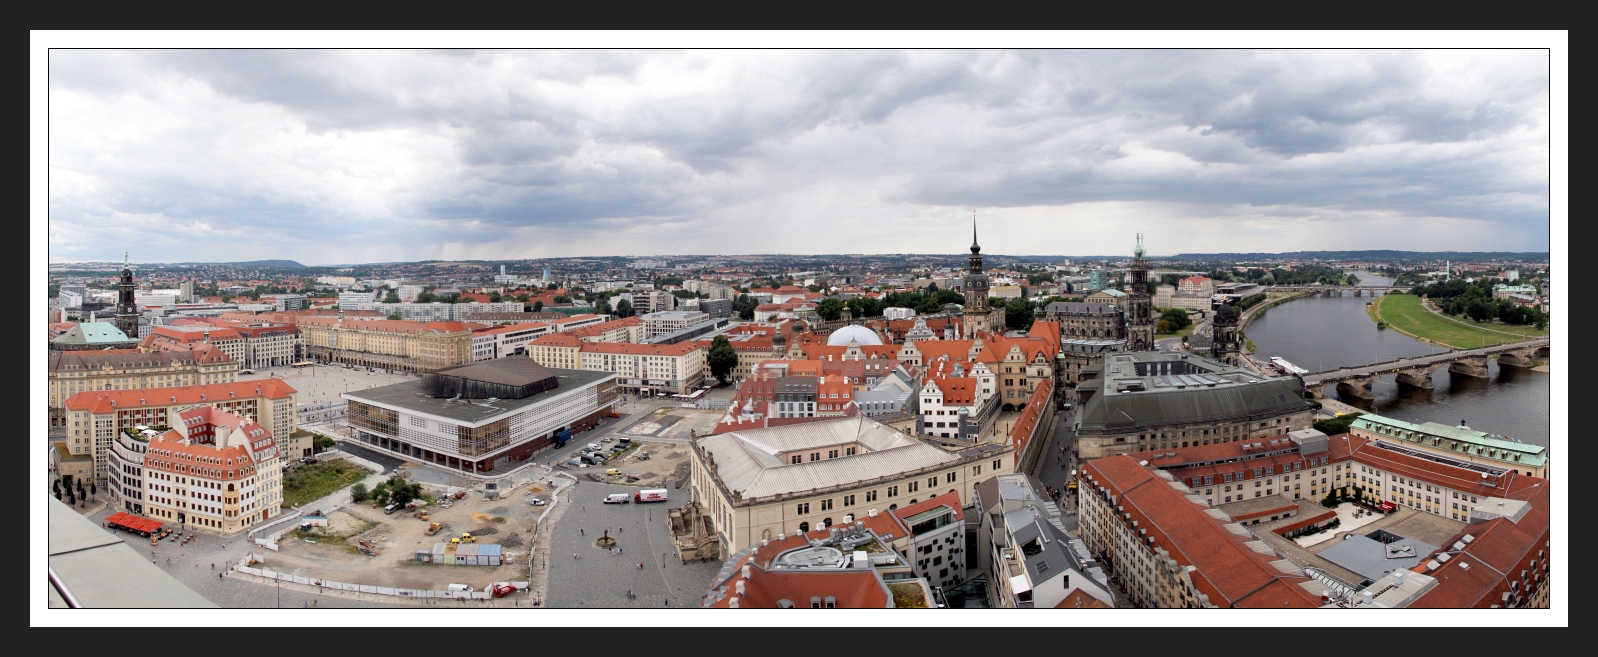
top-left (733, 294), bottom-right (755, 321)
top-left (816, 298), bottom-right (845, 321)
top-left (52, 479), bottom-right (60, 495)
top-left (707, 335), bottom-right (739, 386)
top-left (532, 300), bottom-right (544, 312)
top-left (350, 483), bottom-right (370, 503)
top-left (553, 295), bottom-right (571, 304)
top-left (90, 481), bottom-right (96, 496)
top-left (387, 312), bottom-right (402, 320)
top-left (546, 282), bottom-right (558, 290)
top-left (806, 283), bottom-right (823, 293)
top-left (312, 433), bottom-right (335, 453)
top-left (416, 291), bottom-right (436, 304)
top-left (616, 298), bottom-right (634, 318)
top-left (1005, 302), bottom-right (1034, 331)
top-left (1159, 308), bottom-right (1192, 331)
top-left (595, 298), bottom-right (611, 315)
top-left (383, 291), bottom-right (400, 303)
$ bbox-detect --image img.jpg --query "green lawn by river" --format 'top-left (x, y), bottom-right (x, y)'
top-left (1370, 294), bottom-right (1547, 349)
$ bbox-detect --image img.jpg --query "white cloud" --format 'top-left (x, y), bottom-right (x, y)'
top-left (47, 49), bottom-right (1550, 264)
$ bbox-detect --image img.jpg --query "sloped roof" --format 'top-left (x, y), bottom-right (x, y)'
top-left (697, 416), bottom-right (959, 499)
top-left (52, 322), bottom-right (133, 344)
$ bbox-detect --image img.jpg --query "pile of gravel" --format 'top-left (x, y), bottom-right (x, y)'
top-left (501, 532), bottom-right (525, 548)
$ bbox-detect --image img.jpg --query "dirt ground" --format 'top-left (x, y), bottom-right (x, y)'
top-left (262, 480), bottom-right (556, 591)
top-left (580, 441), bottom-right (691, 487)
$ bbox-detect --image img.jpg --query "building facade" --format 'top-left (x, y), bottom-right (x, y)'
top-left (579, 341), bottom-right (705, 395)
top-left (343, 360), bottom-right (618, 475)
top-left (141, 406), bottom-right (283, 534)
top-left (47, 346), bottom-right (238, 432)
top-left (63, 379), bottom-right (299, 483)
top-left (1071, 352), bottom-right (1315, 465)
top-left (690, 416), bottom-right (1015, 556)
top-left (298, 316), bottom-right (475, 373)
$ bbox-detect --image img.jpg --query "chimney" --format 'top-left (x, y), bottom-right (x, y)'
top-left (728, 596), bottom-right (739, 608)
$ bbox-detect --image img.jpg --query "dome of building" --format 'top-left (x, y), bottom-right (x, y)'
top-left (826, 325), bottom-right (883, 346)
top-left (1215, 302), bottom-right (1237, 321)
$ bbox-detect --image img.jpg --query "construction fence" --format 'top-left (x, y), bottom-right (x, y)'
top-left (236, 565), bottom-right (527, 601)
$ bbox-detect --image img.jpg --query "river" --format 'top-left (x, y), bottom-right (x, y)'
top-left (1243, 271), bottom-right (1551, 447)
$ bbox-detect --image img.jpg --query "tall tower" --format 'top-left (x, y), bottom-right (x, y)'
top-left (115, 251), bottom-right (140, 338)
top-left (1211, 301), bottom-right (1241, 365)
top-left (1125, 233), bottom-right (1155, 351)
top-left (962, 215), bottom-right (991, 339)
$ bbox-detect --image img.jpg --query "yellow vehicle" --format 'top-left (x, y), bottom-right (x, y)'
top-left (425, 522), bottom-right (443, 536)
top-left (449, 532), bottom-right (476, 544)
top-left (606, 468), bottom-right (621, 476)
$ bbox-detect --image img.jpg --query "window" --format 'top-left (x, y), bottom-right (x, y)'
top-left (810, 453), bottom-right (820, 462)
top-left (846, 447), bottom-right (856, 456)
top-left (828, 450), bottom-right (839, 459)
top-left (928, 477), bottom-right (938, 489)
top-left (821, 499), bottom-right (833, 511)
top-left (790, 455), bottom-right (802, 465)
top-left (907, 481), bottom-right (918, 493)
top-left (946, 472), bottom-right (957, 484)
top-left (797, 502), bottom-right (810, 514)
top-left (843, 495), bottom-right (855, 506)
top-left (866, 490), bottom-right (878, 502)
top-left (887, 486), bottom-right (899, 497)
top-left (993, 459), bottom-right (1002, 470)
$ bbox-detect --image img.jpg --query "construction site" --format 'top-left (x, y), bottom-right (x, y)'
top-left (253, 477), bottom-right (555, 592)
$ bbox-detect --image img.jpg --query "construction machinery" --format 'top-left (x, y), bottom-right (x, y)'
top-left (450, 532), bottom-right (476, 544)
top-left (417, 510), bottom-right (430, 521)
top-left (425, 522), bottom-right (445, 536)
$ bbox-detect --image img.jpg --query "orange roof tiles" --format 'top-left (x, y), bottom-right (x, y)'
top-left (1082, 455), bottom-right (1321, 608)
top-left (890, 490), bottom-right (965, 524)
top-left (1056, 589), bottom-right (1113, 609)
top-left (64, 379), bottom-right (298, 414)
top-left (581, 341), bottom-right (700, 357)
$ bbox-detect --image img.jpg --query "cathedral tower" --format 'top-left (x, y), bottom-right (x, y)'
top-left (962, 216), bottom-right (991, 339)
top-left (115, 251), bottom-right (140, 338)
top-left (1126, 234), bottom-right (1155, 351)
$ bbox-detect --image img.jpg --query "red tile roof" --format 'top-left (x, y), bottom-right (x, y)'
top-left (890, 490), bottom-right (965, 524)
top-left (64, 379), bottom-right (298, 414)
top-left (1055, 589), bottom-right (1113, 609)
top-left (1082, 456), bottom-right (1321, 608)
top-left (581, 341), bottom-right (700, 357)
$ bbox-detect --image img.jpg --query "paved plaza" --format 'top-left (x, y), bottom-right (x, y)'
top-left (240, 363), bottom-right (413, 410)
top-left (544, 482), bottom-right (721, 608)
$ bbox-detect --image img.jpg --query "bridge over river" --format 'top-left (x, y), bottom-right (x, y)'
top-left (1299, 338), bottom-right (1549, 400)
top-left (1263, 285), bottom-right (1412, 296)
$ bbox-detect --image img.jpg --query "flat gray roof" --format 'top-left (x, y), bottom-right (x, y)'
top-left (345, 367), bottom-right (613, 424)
top-left (48, 497), bottom-right (216, 608)
top-left (1316, 534), bottom-right (1440, 583)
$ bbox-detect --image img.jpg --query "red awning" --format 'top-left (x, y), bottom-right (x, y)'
top-left (1378, 502), bottom-right (1396, 511)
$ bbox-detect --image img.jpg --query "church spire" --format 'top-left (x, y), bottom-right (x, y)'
top-left (971, 212), bottom-right (981, 254)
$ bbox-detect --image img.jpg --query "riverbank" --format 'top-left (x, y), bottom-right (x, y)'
top-left (1369, 294), bottom-right (1548, 349)
top-left (1238, 291), bottom-right (1313, 331)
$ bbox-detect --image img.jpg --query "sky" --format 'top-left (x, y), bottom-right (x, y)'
top-left (46, 49), bottom-right (1552, 265)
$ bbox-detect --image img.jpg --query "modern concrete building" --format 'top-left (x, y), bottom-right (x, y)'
top-left (642, 310), bottom-right (710, 339)
top-left (343, 359), bottom-right (618, 475)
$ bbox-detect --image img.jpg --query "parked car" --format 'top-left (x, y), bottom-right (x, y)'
top-left (383, 504), bottom-right (400, 515)
top-left (566, 459), bottom-right (583, 467)
top-left (528, 497), bottom-right (546, 506)
top-left (605, 468), bottom-right (621, 475)
top-left (602, 493), bottom-right (630, 504)
top-left (587, 443), bottom-right (602, 450)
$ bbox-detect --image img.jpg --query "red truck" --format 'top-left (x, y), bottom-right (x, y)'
top-left (491, 583), bottom-right (518, 598)
top-left (634, 488), bottom-right (669, 503)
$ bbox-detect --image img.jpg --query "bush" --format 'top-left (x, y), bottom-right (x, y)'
top-left (350, 482), bottom-right (370, 503)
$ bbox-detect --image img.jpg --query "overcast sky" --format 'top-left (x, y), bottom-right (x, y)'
top-left (47, 49), bottom-right (1551, 265)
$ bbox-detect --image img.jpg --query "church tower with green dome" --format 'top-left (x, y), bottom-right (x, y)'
top-left (1126, 234), bottom-right (1155, 351)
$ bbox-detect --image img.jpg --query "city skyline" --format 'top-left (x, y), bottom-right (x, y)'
top-left (47, 49), bottom-right (1551, 265)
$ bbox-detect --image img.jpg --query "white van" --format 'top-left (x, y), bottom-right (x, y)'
top-left (447, 583), bottom-right (474, 592)
top-left (603, 493), bottom-right (630, 504)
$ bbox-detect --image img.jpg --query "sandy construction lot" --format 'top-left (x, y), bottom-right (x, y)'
top-left (262, 480), bottom-right (557, 590)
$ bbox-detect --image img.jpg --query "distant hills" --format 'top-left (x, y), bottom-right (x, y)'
top-left (172, 259), bottom-right (308, 268)
top-left (1159, 250), bottom-right (1549, 262)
